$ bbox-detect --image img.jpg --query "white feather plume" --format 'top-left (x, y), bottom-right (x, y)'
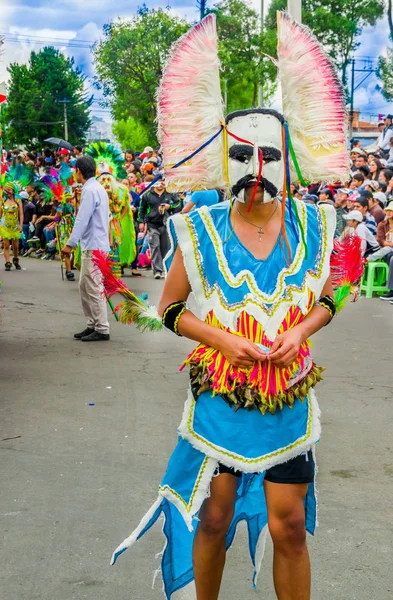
top-left (277, 12), bottom-right (350, 183)
top-left (157, 14), bottom-right (226, 192)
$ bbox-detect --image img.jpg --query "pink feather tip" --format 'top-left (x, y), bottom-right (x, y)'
top-left (92, 250), bottom-right (135, 301)
top-left (330, 235), bottom-right (364, 290)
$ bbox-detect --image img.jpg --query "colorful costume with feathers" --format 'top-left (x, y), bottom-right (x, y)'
top-left (86, 143), bottom-right (135, 276)
top-left (46, 176), bottom-right (75, 254)
top-left (0, 164), bottom-right (34, 240)
top-left (93, 13), bottom-right (363, 599)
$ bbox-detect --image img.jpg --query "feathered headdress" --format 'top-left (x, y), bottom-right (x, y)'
top-left (158, 12), bottom-right (349, 192)
top-left (157, 14), bottom-right (226, 192)
top-left (85, 142), bottom-right (126, 180)
top-left (47, 180), bottom-right (73, 204)
top-left (33, 182), bottom-right (54, 203)
top-left (58, 162), bottom-right (75, 187)
top-left (276, 12), bottom-right (349, 182)
top-left (0, 163), bottom-right (34, 192)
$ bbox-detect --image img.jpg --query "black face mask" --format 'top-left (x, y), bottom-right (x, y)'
top-left (232, 174), bottom-right (278, 200)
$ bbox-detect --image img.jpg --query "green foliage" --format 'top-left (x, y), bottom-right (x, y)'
top-left (212, 0), bottom-right (278, 111)
top-left (378, 48), bottom-right (393, 100)
top-left (266, 0), bottom-right (384, 87)
top-left (94, 0), bottom-right (279, 140)
top-left (4, 46), bottom-right (92, 147)
top-left (93, 5), bottom-right (189, 138)
top-left (112, 117), bottom-right (151, 151)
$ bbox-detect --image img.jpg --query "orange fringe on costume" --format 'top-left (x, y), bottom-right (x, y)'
top-left (182, 304), bottom-right (324, 415)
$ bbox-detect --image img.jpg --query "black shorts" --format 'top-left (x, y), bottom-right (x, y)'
top-left (218, 450), bottom-right (314, 484)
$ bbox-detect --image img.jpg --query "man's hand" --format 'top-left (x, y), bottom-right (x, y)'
top-left (162, 203), bottom-right (170, 210)
top-left (217, 332), bottom-right (267, 369)
top-left (267, 327), bottom-right (304, 369)
top-left (19, 225), bottom-right (23, 232)
top-left (139, 223), bottom-right (145, 232)
top-left (62, 244), bottom-right (73, 256)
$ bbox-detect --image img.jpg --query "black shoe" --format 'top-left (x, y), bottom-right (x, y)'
top-left (380, 291), bottom-right (393, 300)
top-left (81, 330), bottom-right (110, 342)
top-left (66, 271), bottom-right (75, 281)
top-left (13, 258), bottom-right (21, 270)
top-left (74, 327), bottom-right (94, 339)
top-left (5, 262), bottom-right (12, 271)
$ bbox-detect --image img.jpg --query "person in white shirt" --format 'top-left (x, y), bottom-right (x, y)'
top-left (376, 115), bottom-right (393, 154)
top-left (343, 209), bottom-right (379, 256)
top-left (62, 156), bottom-right (111, 342)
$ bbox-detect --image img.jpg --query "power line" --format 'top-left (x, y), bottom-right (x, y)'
top-left (10, 120), bottom-right (65, 124)
top-left (2, 38), bottom-right (92, 49)
top-left (0, 32), bottom-right (95, 44)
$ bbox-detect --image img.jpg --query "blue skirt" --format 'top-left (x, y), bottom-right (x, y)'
top-left (111, 388), bottom-right (320, 598)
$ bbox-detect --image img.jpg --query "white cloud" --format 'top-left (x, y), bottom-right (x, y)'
top-left (1, 0), bottom-right (391, 123)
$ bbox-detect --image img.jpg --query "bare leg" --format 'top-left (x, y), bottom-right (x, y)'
top-left (3, 239), bottom-right (10, 263)
top-left (265, 480), bottom-right (310, 600)
top-left (193, 473), bottom-right (237, 600)
top-left (64, 255), bottom-right (72, 272)
top-left (12, 238), bottom-right (19, 259)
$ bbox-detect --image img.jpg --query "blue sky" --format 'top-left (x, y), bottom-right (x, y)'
top-left (1, 0), bottom-right (391, 123)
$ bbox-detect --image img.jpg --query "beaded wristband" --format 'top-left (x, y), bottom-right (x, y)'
top-left (162, 301), bottom-right (187, 336)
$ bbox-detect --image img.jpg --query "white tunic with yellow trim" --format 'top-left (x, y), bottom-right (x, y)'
top-left (111, 199), bottom-right (336, 599)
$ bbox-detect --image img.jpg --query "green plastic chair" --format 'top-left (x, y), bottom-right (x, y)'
top-left (360, 260), bottom-right (389, 298)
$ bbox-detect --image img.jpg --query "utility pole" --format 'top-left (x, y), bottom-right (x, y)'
top-left (348, 57), bottom-right (377, 139)
top-left (258, 0), bottom-right (264, 107)
top-left (349, 58), bottom-right (355, 139)
top-left (58, 98), bottom-right (70, 141)
top-left (288, 0), bottom-right (302, 23)
top-left (197, 0), bottom-right (207, 20)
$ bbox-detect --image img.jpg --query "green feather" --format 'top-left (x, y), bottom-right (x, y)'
top-left (85, 142), bottom-right (126, 179)
top-left (334, 283), bottom-right (352, 313)
top-left (117, 298), bottom-right (163, 332)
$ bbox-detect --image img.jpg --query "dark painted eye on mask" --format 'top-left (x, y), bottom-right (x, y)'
top-left (229, 144), bottom-right (253, 164)
top-left (229, 144), bottom-right (282, 165)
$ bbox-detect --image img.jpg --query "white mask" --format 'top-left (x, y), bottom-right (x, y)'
top-left (226, 109), bottom-right (284, 203)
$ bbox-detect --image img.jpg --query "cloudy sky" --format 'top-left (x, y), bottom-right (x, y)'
top-left (1, 0), bottom-right (391, 123)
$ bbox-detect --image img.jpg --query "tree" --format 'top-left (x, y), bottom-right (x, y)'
top-left (388, 0), bottom-right (393, 41)
top-left (4, 47), bottom-right (91, 147)
top-left (377, 48), bottom-right (393, 101)
top-left (211, 0), bottom-right (278, 112)
top-left (266, 0), bottom-right (384, 88)
top-left (93, 6), bottom-right (189, 140)
top-left (112, 117), bottom-right (150, 151)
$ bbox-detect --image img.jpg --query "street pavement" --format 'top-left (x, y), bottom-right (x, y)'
top-left (1, 257), bottom-right (393, 600)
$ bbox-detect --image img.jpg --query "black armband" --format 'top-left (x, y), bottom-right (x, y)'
top-left (315, 294), bottom-right (336, 324)
top-left (162, 301), bottom-right (187, 336)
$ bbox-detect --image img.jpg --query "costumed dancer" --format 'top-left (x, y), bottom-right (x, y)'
top-left (86, 142), bottom-right (136, 276)
top-left (48, 166), bottom-right (76, 281)
top-left (0, 165), bottom-right (33, 271)
top-left (94, 13), bottom-right (363, 599)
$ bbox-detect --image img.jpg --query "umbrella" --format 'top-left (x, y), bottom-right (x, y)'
top-left (44, 138), bottom-right (74, 151)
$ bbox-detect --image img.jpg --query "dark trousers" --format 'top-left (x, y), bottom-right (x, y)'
top-left (148, 225), bottom-right (169, 275)
top-left (35, 219), bottom-right (51, 249)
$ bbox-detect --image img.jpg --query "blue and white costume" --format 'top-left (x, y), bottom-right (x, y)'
top-left (110, 199), bottom-right (336, 598)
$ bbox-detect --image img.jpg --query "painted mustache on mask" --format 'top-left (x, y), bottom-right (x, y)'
top-left (232, 175), bottom-right (278, 200)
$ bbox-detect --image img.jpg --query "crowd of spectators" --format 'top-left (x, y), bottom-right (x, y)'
top-left (1, 116), bottom-right (393, 300)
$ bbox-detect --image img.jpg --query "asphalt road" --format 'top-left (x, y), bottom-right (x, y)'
top-left (1, 258), bottom-right (392, 600)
